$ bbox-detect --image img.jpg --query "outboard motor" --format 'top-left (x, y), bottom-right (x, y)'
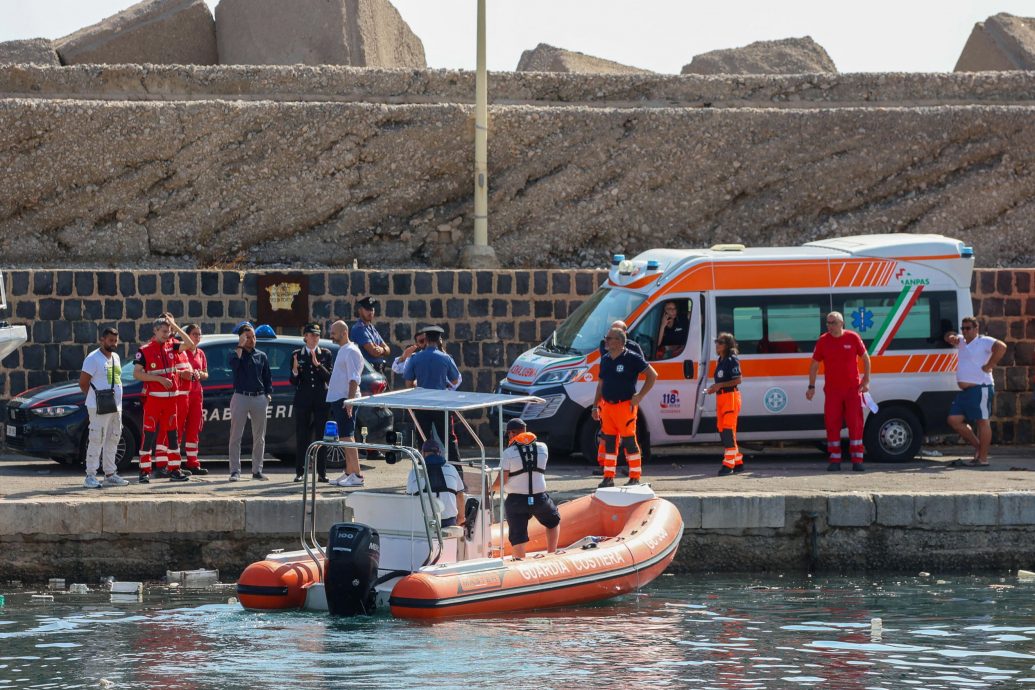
top-left (324, 523), bottom-right (379, 616)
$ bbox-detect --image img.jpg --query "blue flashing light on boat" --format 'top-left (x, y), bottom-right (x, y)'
top-left (611, 254), bottom-right (625, 266)
top-left (323, 421), bottom-right (339, 441)
top-left (646, 260), bottom-right (660, 271)
top-left (961, 246), bottom-right (974, 258)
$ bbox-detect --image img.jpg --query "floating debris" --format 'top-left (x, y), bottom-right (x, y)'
top-left (918, 571), bottom-right (931, 577)
top-left (166, 569), bottom-right (220, 588)
top-left (110, 581), bottom-right (143, 595)
top-left (870, 617), bottom-right (883, 642)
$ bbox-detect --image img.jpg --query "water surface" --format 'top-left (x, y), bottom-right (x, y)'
top-left (1, 574), bottom-right (1034, 689)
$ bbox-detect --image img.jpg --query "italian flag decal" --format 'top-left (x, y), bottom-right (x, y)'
top-left (868, 284), bottom-right (925, 356)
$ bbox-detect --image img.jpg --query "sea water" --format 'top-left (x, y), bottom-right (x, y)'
top-left (1, 574), bottom-right (1034, 689)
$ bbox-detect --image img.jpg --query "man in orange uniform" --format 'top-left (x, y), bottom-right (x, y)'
top-left (133, 315), bottom-right (195, 483)
top-left (807, 311), bottom-right (871, 472)
top-left (592, 327), bottom-right (657, 488)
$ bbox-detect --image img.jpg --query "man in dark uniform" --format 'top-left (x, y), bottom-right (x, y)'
top-left (593, 327), bottom-right (658, 488)
top-left (351, 296), bottom-right (391, 373)
top-left (404, 325), bottom-right (463, 463)
top-left (290, 322), bottom-right (334, 482)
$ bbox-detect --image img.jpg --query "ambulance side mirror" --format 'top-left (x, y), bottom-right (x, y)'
top-left (683, 361), bottom-right (695, 379)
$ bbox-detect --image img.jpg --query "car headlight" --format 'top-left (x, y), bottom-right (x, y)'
top-left (533, 368), bottom-right (587, 386)
top-left (31, 405), bottom-right (80, 418)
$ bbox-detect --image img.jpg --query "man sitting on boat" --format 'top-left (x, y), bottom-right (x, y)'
top-left (407, 437), bottom-right (466, 528)
top-left (492, 418), bottom-right (561, 560)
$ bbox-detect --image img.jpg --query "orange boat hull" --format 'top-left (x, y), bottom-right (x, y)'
top-left (237, 493), bottom-right (683, 619)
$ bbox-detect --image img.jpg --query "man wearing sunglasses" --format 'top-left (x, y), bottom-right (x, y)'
top-left (807, 311), bottom-right (871, 471)
top-left (944, 317), bottom-right (1006, 467)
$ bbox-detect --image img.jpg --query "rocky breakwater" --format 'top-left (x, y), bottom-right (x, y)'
top-left (1, 67), bottom-right (1035, 268)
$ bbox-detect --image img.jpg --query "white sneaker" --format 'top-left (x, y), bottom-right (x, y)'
top-left (340, 474), bottom-right (364, 487)
top-left (328, 472), bottom-right (350, 486)
top-left (84, 475), bottom-right (102, 489)
top-left (102, 474), bottom-right (129, 487)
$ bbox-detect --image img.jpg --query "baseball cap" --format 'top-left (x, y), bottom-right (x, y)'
top-left (506, 418), bottom-right (527, 433)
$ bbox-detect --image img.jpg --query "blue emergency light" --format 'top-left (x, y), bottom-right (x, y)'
top-left (611, 254), bottom-right (625, 266)
top-left (323, 421), bottom-right (339, 441)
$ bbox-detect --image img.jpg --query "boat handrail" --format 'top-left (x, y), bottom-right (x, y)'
top-left (299, 439), bottom-right (445, 580)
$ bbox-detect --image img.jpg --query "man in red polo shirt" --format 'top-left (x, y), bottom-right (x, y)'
top-left (807, 311), bottom-right (871, 472)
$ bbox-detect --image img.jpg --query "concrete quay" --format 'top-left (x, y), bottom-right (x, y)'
top-left (2, 445), bottom-right (1035, 583)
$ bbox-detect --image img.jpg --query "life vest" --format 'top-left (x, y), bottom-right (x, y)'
top-left (508, 432), bottom-right (545, 496)
top-left (411, 458), bottom-right (458, 498)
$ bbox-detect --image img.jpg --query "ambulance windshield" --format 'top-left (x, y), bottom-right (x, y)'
top-left (541, 288), bottom-right (647, 356)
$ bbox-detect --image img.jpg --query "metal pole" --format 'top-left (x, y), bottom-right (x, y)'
top-left (461, 0), bottom-right (498, 268)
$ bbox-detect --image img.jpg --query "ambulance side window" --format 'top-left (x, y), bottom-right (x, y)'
top-left (630, 299), bottom-right (692, 361)
top-left (716, 296), bottom-right (826, 354)
top-left (833, 291), bottom-right (957, 350)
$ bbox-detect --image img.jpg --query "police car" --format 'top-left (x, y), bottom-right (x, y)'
top-left (3, 332), bottom-right (392, 472)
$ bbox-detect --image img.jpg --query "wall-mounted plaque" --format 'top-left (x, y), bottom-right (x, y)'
top-left (256, 273), bottom-right (309, 328)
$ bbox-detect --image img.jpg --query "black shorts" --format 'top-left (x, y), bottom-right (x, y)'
top-left (504, 492), bottom-right (561, 546)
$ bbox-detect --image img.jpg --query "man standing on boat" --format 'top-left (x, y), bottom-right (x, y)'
top-left (404, 325), bottom-right (463, 463)
top-left (806, 311), bottom-right (871, 472)
top-left (408, 437), bottom-right (466, 528)
top-left (593, 327), bottom-right (658, 488)
top-left (326, 319), bottom-right (365, 487)
top-left (945, 316), bottom-right (1006, 467)
top-left (491, 418), bottom-right (560, 560)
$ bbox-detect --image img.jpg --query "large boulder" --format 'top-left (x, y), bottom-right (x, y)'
top-left (56, 0), bottom-right (217, 65)
top-left (682, 36), bottom-right (836, 75)
top-left (0, 39), bottom-right (60, 66)
top-left (955, 13), bottom-right (1035, 72)
top-left (517, 43), bottom-right (650, 74)
top-left (215, 0), bottom-right (426, 68)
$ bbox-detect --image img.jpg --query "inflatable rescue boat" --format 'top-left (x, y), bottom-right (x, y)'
top-left (238, 484), bottom-right (682, 619)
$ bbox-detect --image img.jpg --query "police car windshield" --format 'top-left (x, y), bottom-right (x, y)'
top-left (542, 288), bottom-right (647, 356)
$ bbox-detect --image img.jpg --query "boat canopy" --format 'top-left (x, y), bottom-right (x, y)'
top-left (349, 388), bottom-right (544, 412)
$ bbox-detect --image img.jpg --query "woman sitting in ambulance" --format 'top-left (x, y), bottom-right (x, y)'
top-left (656, 301), bottom-right (689, 360)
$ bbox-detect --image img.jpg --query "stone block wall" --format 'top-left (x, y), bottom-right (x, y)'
top-left (1, 267), bottom-right (1032, 444)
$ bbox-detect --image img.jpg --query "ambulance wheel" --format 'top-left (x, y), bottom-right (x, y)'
top-left (864, 406), bottom-right (922, 463)
top-left (577, 418), bottom-right (600, 463)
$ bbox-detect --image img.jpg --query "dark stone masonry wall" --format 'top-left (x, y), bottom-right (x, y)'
top-left (1, 268), bottom-right (1033, 443)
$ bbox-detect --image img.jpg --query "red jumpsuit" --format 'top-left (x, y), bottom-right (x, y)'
top-left (181, 348), bottom-right (207, 470)
top-left (812, 331), bottom-right (867, 464)
top-left (135, 339), bottom-right (182, 475)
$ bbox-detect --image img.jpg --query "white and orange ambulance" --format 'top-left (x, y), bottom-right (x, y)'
top-left (497, 234), bottom-right (974, 462)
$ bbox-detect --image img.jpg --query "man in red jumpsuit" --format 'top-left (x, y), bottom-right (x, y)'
top-left (807, 311), bottom-right (871, 472)
top-left (133, 315), bottom-right (195, 483)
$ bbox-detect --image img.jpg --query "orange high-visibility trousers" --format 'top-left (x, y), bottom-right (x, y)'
top-left (716, 390), bottom-right (743, 469)
top-left (597, 399), bottom-right (642, 479)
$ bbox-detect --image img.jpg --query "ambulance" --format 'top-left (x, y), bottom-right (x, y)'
top-left (497, 234), bottom-right (973, 462)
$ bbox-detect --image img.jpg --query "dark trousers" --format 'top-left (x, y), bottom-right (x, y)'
top-left (414, 409), bottom-right (462, 463)
top-left (294, 395), bottom-right (329, 477)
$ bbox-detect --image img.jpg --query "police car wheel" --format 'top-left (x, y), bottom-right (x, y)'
top-left (864, 405), bottom-right (922, 463)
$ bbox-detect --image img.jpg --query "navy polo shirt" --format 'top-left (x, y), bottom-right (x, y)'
top-left (229, 347), bottom-right (273, 396)
top-left (403, 348), bottom-right (460, 390)
top-left (714, 354), bottom-right (741, 386)
top-left (351, 319), bottom-right (386, 366)
top-left (599, 349), bottom-right (648, 403)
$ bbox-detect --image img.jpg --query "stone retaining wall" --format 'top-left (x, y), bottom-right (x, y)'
top-left (1, 267), bottom-right (1032, 444)
top-left (5, 491), bottom-right (1035, 582)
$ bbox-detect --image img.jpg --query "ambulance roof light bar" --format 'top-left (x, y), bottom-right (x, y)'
top-left (710, 243), bottom-right (746, 252)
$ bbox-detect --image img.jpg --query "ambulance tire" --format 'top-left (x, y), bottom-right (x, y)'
top-left (864, 405), bottom-right (922, 463)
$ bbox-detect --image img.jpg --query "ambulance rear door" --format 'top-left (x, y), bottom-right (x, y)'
top-left (626, 292), bottom-right (707, 442)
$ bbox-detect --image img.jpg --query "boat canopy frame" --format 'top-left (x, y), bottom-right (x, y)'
top-left (348, 388), bottom-right (546, 559)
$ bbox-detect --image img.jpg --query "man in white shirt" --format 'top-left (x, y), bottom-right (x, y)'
top-left (407, 438), bottom-right (466, 528)
top-left (945, 316), bottom-right (1006, 467)
top-left (78, 327), bottom-right (129, 488)
top-left (326, 320), bottom-right (365, 487)
top-left (491, 418), bottom-right (560, 560)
